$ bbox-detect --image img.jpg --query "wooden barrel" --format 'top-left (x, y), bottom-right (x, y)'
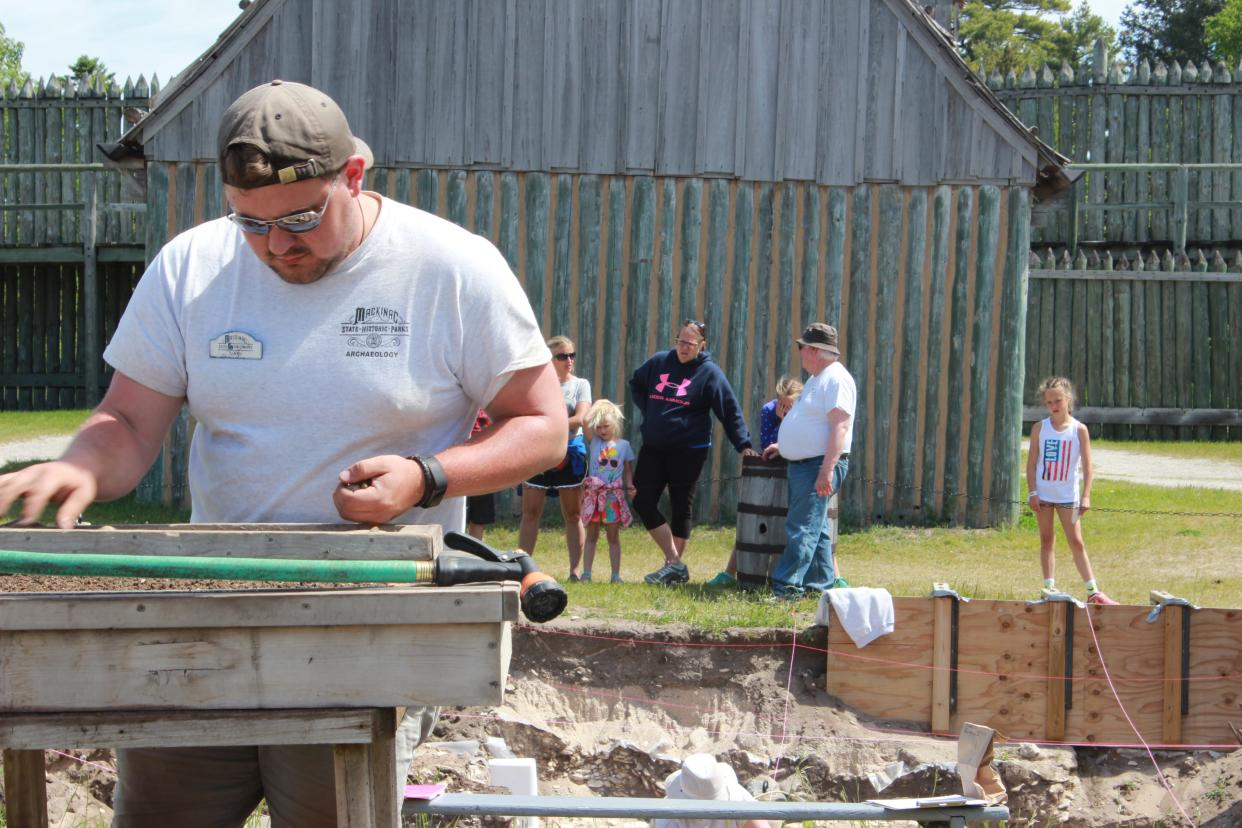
top-left (734, 455), bottom-right (839, 588)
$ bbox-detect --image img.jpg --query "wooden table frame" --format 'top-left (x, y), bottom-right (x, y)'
top-left (1, 707), bottom-right (403, 828)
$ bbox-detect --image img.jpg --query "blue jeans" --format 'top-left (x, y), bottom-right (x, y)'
top-left (771, 456), bottom-right (849, 596)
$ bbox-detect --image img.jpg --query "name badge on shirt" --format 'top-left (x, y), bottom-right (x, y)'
top-left (209, 331), bottom-right (263, 360)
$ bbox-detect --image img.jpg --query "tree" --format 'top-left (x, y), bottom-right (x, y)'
top-left (1051, 2), bottom-right (1119, 67)
top-left (68, 54), bottom-right (114, 88)
top-left (1118, 0), bottom-right (1226, 64)
top-left (958, 1), bottom-right (1117, 75)
top-left (1205, 0), bottom-right (1242, 65)
top-left (0, 21), bottom-right (25, 87)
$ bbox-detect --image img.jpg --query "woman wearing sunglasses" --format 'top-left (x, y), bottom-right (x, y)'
top-left (630, 320), bottom-right (757, 585)
top-left (518, 335), bottom-right (591, 579)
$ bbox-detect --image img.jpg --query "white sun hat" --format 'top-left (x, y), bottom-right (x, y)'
top-left (663, 754), bottom-right (754, 801)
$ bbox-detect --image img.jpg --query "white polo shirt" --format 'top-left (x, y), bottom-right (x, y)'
top-left (777, 360), bottom-right (856, 460)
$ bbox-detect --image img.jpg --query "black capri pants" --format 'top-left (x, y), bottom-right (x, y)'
top-left (632, 445), bottom-right (710, 539)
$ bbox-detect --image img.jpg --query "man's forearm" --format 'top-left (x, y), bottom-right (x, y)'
top-left (434, 412), bottom-right (565, 497)
top-left (61, 410), bottom-right (169, 501)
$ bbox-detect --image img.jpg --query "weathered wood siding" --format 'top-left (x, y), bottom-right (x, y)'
top-left (995, 42), bottom-right (1242, 248)
top-left (141, 165), bottom-right (1029, 528)
top-left (140, 0), bottom-right (1037, 186)
top-left (0, 78), bottom-right (153, 409)
top-left (1026, 252), bottom-right (1242, 441)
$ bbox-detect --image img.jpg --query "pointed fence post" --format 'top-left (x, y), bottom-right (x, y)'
top-left (1172, 167), bottom-right (1189, 254)
top-left (82, 169), bottom-right (100, 406)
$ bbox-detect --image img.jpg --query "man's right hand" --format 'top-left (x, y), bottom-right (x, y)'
top-left (762, 444), bottom-right (781, 460)
top-left (0, 461), bottom-right (98, 528)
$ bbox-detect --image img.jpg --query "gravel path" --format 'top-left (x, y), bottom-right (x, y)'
top-left (0, 435), bottom-right (74, 467)
top-left (1088, 446), bottom-right (1242, 492)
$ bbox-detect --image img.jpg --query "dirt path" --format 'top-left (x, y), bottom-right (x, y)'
top-left (0, 434), bottom-right (74, 467)
top-left (1088, 446), bottom-right (1242, 492)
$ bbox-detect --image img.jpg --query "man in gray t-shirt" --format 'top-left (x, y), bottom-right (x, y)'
top-left (0, 80), bottom-right (567, 827)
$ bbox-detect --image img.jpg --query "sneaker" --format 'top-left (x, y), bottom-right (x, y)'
top-left (768, 588), bottom-right (806, 603)
top-left (1087, 591), bottom-right (1119, 605)
top-left (644, 562), bottom-right (690, 585)
top-left (610, 573), bottom-right (623, 584)
top-left (567, 573), bottom-right (580, 583)
top-left (831, 576), bottom-right (850, 589)
top-left (706, 571), bottom-right (737, 588)
top-left (580, 571), bottom-right (592, 583)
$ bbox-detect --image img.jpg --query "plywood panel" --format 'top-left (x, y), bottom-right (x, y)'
top-left (1182, 607), bottom-right (1242, 745)
top-left (1066, 604), bottom-right (1165, 744)
top-left (827, 596), bottom-right (934, 723)
top-left (946, 600), bottom-right (1051, 740)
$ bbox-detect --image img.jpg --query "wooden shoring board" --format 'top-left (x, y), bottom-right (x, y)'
top-left (1182, 607), bottom-right (1242, 746)
top-left (826, 597), bottom-right (934, 723)
top-left (825, 596), bottom-right (1240, 747)
top-left (954, 599), bottom-right (1053, 742)
top-left (0, 523), bottom-right (442, 560)
top-left (1066, 604), bottom-right (1164, 745)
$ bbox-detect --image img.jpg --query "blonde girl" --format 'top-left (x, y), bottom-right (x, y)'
top-left (580, 399), bottom-right (636, 583)
top-left (519, 335), bottom-right (591, 579)
top-left (1026, 377), bottom-right (1117, 605)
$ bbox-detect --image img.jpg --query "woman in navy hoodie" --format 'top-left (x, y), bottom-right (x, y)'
top-left (630, 319), bottom-right (756, 585)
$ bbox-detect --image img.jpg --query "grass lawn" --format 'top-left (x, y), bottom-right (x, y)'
top-left (0, 409), bottom-right (92, 442)
top-left (4, 411), bottom-right (1241, 627)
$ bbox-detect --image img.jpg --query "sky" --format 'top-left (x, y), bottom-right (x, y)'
top-left (4, 1), bottom-right (245, 88)
top-left (4, 0), bottom-right (1134, 90)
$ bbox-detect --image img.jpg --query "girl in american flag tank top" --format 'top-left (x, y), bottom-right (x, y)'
top-left (1024, 377), bottom-right (1118, 605)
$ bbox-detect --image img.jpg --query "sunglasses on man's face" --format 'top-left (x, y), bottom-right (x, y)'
top-left (553, 352), bottom-right (576, 361)
top-left (227, 176), bottom-right (340, 236)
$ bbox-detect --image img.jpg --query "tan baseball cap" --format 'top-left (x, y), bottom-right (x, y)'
top-left (217, 79), bottom-right (373, 186)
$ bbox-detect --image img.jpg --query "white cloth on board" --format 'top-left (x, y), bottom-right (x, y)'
top-left (815, 587), bottom-right (895, 648)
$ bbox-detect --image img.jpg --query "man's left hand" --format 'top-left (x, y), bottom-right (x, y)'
top-left (741, 447), bottom-right (759, 457)
top-left (815, 465), bottom-right (835, 498)
top-left (333, 454), bottom-right (425, 524)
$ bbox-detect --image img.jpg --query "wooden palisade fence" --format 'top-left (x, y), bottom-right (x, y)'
top-left (0, 76), bottom-right (155, 410)
top-left (995, 39), bottom-right (1242, 250)
top-left (1025, 246), bottom-right (1242, 439)
top-left (140, 165), bottom-right (1031, 528)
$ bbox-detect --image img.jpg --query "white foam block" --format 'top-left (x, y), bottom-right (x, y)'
top-left (489, 757), bottom-right (538, 796)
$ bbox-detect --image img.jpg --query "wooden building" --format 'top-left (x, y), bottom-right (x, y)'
top-left (118, 0), bottom-right (1068, 527)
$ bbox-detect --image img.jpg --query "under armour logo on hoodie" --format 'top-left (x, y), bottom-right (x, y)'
top-left (655, 374), bottom-right (692, 397)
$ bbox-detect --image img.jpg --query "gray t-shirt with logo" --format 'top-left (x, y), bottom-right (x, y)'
top-left (104, 196), bottom-right (550, 528)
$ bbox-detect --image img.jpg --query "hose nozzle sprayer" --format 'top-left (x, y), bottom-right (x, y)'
top-left (0, 532), bottom-right (568, 623)
top-left (438, 532), bottom-right (568, 623)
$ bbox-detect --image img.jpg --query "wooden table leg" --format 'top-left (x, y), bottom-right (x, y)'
top-left (2, 749), bottom-right (48, 828)
top-left (334, 743), bottom-right (375, 827)
top-left (370, 708), bottom-right (399, 828)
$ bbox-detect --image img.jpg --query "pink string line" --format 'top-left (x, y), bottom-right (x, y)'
top-left (1082, 610), bottom-right (1195, 826)
top-left (771, 612), bottom-right (801, 782)
top-left (48, 749), bottom-right (115, 775)
top-left (520, 623), bottom-right (1242, 684)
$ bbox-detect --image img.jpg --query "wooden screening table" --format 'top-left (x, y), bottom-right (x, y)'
top-left (0, 524), bottom-right (518, 828)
